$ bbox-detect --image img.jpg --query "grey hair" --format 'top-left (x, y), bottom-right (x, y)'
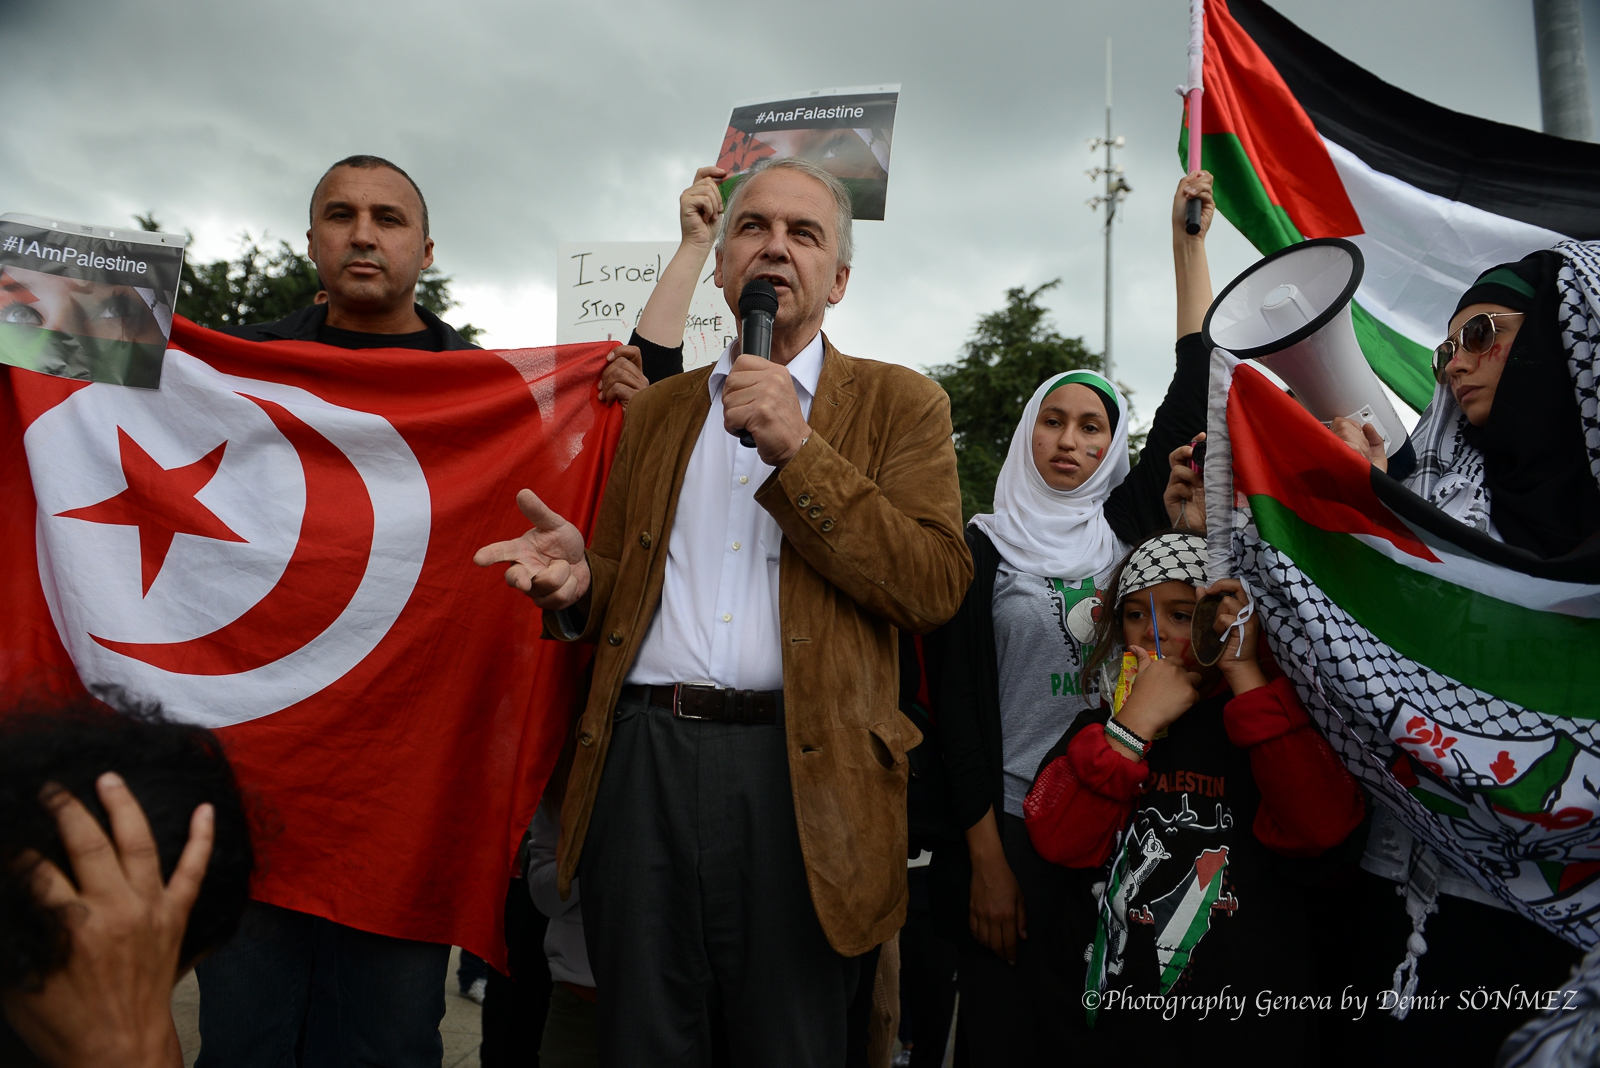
top-left (715, 156), bottom-right (854, 269)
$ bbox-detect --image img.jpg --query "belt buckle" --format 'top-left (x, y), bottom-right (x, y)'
top-left (672, 684), bottom-right (709, 720)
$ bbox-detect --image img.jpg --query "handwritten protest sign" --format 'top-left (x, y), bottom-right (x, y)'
top-left (0, 214), bottom-right (185, 388)
top-left (716, 84), bottom-right (900, 220)
top-left (556, 242), bottom-right (731, 370)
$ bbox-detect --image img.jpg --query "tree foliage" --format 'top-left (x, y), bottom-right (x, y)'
top-left (929, 281), bottom-right (1145, 521)
top-left (135, 213), bottom-right (481, 344)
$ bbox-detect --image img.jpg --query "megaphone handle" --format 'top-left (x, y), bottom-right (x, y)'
top-left (1184, 196), bottom-right (1203, 236)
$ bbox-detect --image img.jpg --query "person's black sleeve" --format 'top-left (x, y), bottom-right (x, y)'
top-left (926, 574), bottom-right (996, 833)
top-left (628, 330), bottom-right (685, 384)
top-left (1103, 331), bottom-right (1211, 544)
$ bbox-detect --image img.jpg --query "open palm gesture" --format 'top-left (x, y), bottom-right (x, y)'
top-left (473, 489), bottom-right (591, 610)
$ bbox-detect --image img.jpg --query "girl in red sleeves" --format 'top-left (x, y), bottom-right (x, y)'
top-left (1023, 530), bottom-right (1364, 1064)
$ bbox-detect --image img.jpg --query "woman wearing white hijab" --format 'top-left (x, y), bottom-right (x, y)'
top-left (922, 173), bottom-right (1216, 1064)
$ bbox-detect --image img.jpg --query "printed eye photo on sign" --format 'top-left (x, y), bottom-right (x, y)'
top-left (0, 214), bottom-right (185, 389)
top-left (716, 85), bottom-right (900, 221)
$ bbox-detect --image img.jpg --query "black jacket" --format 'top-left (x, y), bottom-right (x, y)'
top-left (926, 332), bottom-right (1211, 837)
top-left (217, 302), bottom-right (479, 350)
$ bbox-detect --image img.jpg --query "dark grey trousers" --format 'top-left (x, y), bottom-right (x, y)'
top-left (579, 689), bottom-right (864, 1067)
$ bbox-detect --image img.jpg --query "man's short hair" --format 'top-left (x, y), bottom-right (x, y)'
top-left (0, 696), bottom-right (255, 991)
top-left (310, 155), bottom-right (430, 238)
top-left (716, 157), bottom-right (854, 269)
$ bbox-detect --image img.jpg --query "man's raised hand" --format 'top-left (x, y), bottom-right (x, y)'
top-left (473, 490), bottom-right (591, 610)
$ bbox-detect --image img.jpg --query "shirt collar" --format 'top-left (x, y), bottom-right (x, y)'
top-left (709, 331), bottom-right (826, 401)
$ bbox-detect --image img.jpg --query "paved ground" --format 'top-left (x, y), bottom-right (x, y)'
top-left (171, 946), bottom-right (484, 1067)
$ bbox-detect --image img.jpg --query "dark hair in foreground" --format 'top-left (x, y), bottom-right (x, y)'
top-left (310, 154), bottom-right (431, 238)
top-left (0, 697), bottom-right (255, 991)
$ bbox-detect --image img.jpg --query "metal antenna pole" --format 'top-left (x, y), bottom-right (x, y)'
top-left (1104, 40), bottom-right (1114, 380)
top-left (1087, 38), bottom-right (1131, 381)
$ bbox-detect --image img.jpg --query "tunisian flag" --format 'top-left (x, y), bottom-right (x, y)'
top-left (0, 318), bottom-right (624, 967)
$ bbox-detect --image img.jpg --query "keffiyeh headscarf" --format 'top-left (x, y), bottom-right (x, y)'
top-left (1406, 243), bottom-right (1600, 558)
top-left (1114, 532), bottom-right (1208, 607)
top-left (970, 371), bottom-right (1130, 579)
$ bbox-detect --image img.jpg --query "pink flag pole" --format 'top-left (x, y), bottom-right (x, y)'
top-left (1183, 0), bottom-right (1206, 232)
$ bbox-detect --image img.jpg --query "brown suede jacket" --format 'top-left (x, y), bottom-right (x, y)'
top-left (547, 335), bottom-right (972, 956)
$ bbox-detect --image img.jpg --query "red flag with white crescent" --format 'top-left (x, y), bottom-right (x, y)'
top-left (0, 317), bottom-right (624, 968)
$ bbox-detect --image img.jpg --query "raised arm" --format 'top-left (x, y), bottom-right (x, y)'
top-left (1174, 170), bottom-right (1215, 339)
top-left (634, 166), bottom-right (726, 349)
top-left (600, 166), bottom-right (728, 402)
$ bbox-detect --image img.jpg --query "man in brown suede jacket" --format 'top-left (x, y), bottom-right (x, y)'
top-left (476, 156), bottom-right (970, 1067)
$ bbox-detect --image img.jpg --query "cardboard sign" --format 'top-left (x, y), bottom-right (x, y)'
top-left (716, 84), bottom-right (900, 220)
top-left (0, 214), bottom-right (185, 388)
top-left (556, 242), bottom-right (732, 370)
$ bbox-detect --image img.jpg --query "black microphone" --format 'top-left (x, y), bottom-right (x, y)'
top-left (735, 280), bottom-right (779, 448)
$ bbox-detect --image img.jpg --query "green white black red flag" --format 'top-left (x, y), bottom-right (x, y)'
top-left (1183, 0), bottom-right (1600, 411)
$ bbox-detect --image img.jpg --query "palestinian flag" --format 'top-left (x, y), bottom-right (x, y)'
top-left (1148, 847), bottom-right (1231, 994)
top-left (1183, 0), bottom-right (1600, 411)
top-left (1206, 347), bottom-right (1600, 947)
top-left (0, 320), bottom-right (625, 967)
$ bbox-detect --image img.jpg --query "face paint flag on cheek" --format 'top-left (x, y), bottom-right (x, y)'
top-left (0, 321), bottom-right (628, 971)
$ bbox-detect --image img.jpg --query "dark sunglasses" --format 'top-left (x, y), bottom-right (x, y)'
top-left (1433, 312), bottom-right (1524, 383)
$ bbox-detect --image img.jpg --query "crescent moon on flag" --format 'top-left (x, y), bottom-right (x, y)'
top-left (89, 394), bottom-right (376, 676)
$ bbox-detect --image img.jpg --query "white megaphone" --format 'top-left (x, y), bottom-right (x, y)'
top-left (1203, 238), bottom-right (1413, 473)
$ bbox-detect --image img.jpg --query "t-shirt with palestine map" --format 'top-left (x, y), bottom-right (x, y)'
top-left (1069, 696), bottom-right (1321, 1058)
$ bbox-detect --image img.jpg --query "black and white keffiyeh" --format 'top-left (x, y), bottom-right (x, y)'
top-left (1115, 532), bottom-right (1208, 607)
top-left (1406, 240), bottom-right (1600, 541)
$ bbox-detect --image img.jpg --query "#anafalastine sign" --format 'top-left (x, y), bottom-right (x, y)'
top-left (716, 84), bottom-right (900, 221)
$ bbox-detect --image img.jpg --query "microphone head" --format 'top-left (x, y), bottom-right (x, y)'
top-left (739, 279), bottom-right (780, 318)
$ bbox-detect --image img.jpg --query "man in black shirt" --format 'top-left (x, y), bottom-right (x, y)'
top-left (195, 155), bottom-right (660, 1068)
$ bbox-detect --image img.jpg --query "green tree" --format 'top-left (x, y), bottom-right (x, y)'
top-left (929, 281), bottom-right (1145, 521)
top-left (135, 213), bottom-right (481, 344)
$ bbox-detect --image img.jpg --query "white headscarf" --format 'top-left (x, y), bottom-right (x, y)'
top-left (970, 370), bottom-right (1131, 580)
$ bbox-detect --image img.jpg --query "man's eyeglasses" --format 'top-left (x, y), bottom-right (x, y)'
top-left (1433, 312), bottom-right (1524, 383)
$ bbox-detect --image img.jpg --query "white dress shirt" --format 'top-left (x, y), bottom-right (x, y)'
top-left (624, 332), bottom-right (824, 691)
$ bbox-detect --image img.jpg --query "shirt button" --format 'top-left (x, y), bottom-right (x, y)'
top-left (797, 493), bottom-right (811, 507)
top-left (739, 475), bottom-right (749, 485)
top-left (809, 506), bottom-right (822, 518)
top-left (821, 518), bottom-right (835, 532)
top-left (607, 632), bottom-right (623, 646)
top-left (722, 613), bottom-right (732, 622)
top-left (639, 532), bottom-right (652, 549)
top-left (732, 542), bottom-right (741, 551)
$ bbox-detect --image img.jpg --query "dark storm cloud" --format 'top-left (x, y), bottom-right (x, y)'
top-left (0, 0), bottom-right (1541, 407)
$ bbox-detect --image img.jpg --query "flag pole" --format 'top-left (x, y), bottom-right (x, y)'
top-left (1183, 0), bottom-right (1206, 233)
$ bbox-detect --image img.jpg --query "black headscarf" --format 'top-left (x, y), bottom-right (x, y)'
top-left (1455, 251), bottom-right (1600, 558)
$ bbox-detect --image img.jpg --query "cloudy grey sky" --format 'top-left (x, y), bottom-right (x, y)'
top-left (1, 0), bottom-right (1586, 413)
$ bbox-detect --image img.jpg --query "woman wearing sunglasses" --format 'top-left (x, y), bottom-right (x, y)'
top-left (1338, 250), bottom-right (1600, 559)
top-left (1324, 249), bottom-right (1594, 1062)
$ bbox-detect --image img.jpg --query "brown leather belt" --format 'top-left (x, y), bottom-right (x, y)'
top-left (621, 683), bottom-right (783, 725)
